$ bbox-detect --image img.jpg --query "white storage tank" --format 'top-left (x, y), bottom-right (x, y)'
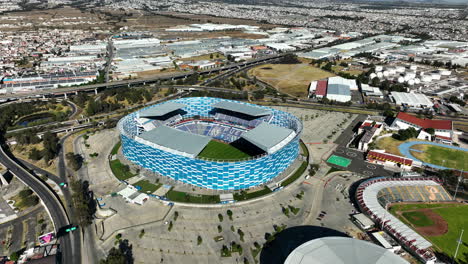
top-left (408, 79), bottom-right (415, 86)
top-left (383, 71), bottom-right (389, 77)
top-left (431, 73), bottom-right (441, 80)
top-left (439, 69), bottom-right (451, 76)
top-left (388, 68), bottom-right (396, 75)
top-left (414, 78), bottom-right (421, 84)
top-left (369, 73), bottom-right (377, 79)
top-left (422, 75), bottom-right (432, 82)
top-left (398, 77), bottom-right (405, 83)
top-left (377, 72), bottom-right (383, 78)
top-left (375, 65), bottom-right (383, 72)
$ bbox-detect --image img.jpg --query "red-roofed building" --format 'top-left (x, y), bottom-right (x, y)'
top-left (367, 150), bottom-right (421, 170)
top-left (315, 80), bottom-right (328, 98)
top-left (391, 112), bottom-right (453, 143)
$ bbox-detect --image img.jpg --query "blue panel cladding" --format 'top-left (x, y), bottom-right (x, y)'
top-left (118, 97), bottom-right (302, 190)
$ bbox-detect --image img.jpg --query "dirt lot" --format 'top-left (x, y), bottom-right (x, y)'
top-left (160, 12), bottom-right (279, 29)
top-left (248, 63), bottom-right (335, 97)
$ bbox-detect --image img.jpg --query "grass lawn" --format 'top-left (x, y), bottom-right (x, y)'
top-left (401, 211), bottom-right (434, 227)
top-left (166, 190), bottom-right (220, 204)
top-left (390, 203), bottom-right (468, 261)
top-left (430, 205), bottom-right (468, 260)
top-left (234, 187), bottom-right (272, 201)
top-left (110, 141), bottom-right (121, 155)
top-left (411, 145), bottom-right (467, 170)
top-left (109, 159), bottom-right (135, 181)
top-left (198, 140), bottom-right (251, 160)
top-left (248, 63), bottom-right (335, 97)
top-left (133, 180), bottom-right (161, 193)
top-left (280, 161), bottom-right (308, 187)
top-left (375, 137), bottom-right (425, 156)
top-left (300, 141), bottom-right (309, 158)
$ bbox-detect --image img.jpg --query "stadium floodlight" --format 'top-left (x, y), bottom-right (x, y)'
top-left (452, 229), bottom-right (464, 264)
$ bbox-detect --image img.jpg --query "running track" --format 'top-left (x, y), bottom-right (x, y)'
top-left (398, 141), bottom-right (468, 170)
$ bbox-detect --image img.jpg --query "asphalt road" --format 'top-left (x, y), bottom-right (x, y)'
top-left (329, 114), bottom-right (393, 177)
top-left (0, 145), bottom-right (76, 264)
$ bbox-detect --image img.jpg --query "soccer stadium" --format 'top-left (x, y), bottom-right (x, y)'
top-left (117, 97), bottom-right (302, 190)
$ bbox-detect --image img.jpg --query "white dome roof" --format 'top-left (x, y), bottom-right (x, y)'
top-left (284, 237), bottom-right (408, 264)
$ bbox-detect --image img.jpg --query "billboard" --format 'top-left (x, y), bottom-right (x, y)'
top-left (38, 232), bottom-right (55, 244)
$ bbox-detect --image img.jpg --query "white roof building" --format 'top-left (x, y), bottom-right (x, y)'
top-left (265, 43), bottom-right (296, 51)
top-left (284, 237), bottom-right (408, 264)
top-left (390, 92), bottom-right (433, 108)
top-left (118, 185), bottom-right (149, 205)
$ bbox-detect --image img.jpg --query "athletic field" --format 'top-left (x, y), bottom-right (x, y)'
top-left (410, 144), bottom-right (467, 170)
top-left (390, 203), bottom-right (468, 262)
top-left (327, 155), bottom-right (351, 168)
top-left (198, 140), bottom-right (251, 160)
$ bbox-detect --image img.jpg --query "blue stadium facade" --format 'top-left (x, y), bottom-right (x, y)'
top-left (118, 97), bottom-right (302, 190)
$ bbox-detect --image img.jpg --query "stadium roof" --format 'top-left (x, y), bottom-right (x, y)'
top-left (212, 101), bottom-right (271, 117)
top-left (241, 123), bottom-right (295, 154)
top-left (139, 102), bottom-right (186, 118)
top-left (136, 126), bottom-right (211, 157)
top-left (284, 237), bottom-right (408, 264)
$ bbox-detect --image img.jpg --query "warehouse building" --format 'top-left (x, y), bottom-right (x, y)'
top-left (390, 92), bottom-right (433, 109)
top-left (326, 84), bottom-right (351, 102)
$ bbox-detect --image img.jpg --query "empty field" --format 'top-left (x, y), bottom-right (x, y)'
top-left (248, 63), bottom-right (335, 97)
top-left (410, 144), bottom-right (467, 170)
top-left (198, 140), bottom-right (251, 160)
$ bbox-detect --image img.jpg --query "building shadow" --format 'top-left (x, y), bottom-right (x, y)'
top-left (259, 225), bottom-right (349, 264)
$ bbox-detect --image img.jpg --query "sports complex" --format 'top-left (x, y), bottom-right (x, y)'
top-left (356, 177), bottom-right (467, 263)
top-left (117, 97), bottom-right (302, 190)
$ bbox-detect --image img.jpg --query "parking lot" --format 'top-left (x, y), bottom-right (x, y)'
top-left (99, 174), bottom-right (318, 264)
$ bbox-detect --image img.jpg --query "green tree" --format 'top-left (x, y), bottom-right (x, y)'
top-left (29, 147), bottom-right (43, 161)
top-left (42, 132), bottom-right (59, 162)
top-left (218, 213), bottom-right (224, 222)
top-left (227, 210), bottom-right (233, 220)
top-left (197, 235), bottom-right (203, 245)
top-left (10, 251), bottom-right (20, 261)
top-left (66, 152), bottom-right (83, 171)
top-left (425, 128), bottom-right (435, 135)
top-left (99, 239), bottom-right (133, 264)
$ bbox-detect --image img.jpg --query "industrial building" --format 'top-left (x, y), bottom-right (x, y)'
top-left (390, 92), bottom-right (434, 109)
top-left (309, 76), bottom-right (356, 102)
top-left (326, 83), bottom-right (351, 102)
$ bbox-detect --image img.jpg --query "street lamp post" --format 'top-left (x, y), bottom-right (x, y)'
top-left (453, 168), bottom-right (464, 200)
top-left (452, 229), bottom-right (464, 264)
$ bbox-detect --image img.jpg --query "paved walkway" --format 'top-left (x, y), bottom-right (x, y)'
top-left (398, 141), bottom-right (468, 170)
